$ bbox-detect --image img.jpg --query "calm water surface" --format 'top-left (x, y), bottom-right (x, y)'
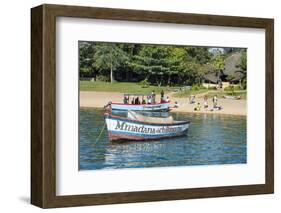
top-left (79, 108), bottom-right (246, 170)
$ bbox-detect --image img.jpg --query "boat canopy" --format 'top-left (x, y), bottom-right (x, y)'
top-left (124, 93), bottom-right (154, 97)
top-left (127, 111), bottom-right (174, 124)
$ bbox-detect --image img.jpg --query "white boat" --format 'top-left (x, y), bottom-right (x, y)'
top-left (111, 102), bottom-right (169, 112)
top-left (105, 111), bottom-right (189, 142)
top-left (109, 93), bottom-right (170, 112)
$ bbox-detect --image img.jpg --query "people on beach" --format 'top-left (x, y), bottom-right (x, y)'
top-left (174, 101), bottom-right (179, 108)
top-left (213, 95), bottom-right (218, 108)
top-left (212, 95), bottom-right (223, 111)
top-left (194, 102), bottom-right (201, 111)
top-left (189, 95), bottom-right (196, 104)
top-left (203, 95), bottom-right (208, 110)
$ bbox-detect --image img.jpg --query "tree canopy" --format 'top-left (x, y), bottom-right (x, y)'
top-left (79, 41), bottom-right (247, 86)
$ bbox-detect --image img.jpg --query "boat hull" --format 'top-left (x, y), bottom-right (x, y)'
top-left (111, 102), bottom-right (169, 112)
top-left (105, 114), bottom-right (189, 142)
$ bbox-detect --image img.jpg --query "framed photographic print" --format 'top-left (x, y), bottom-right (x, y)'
top-left (31, 4), bottom-right (274, 208)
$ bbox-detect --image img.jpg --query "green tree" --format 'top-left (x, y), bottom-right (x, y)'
top-left (93, 43), bottom-right (128, 83)
top-left (79, 42), bottom-right (95, 78)
top-left (237, 50), bottom-right (247, 89)
top-left (130, 45), bottom-right (171, 86)
top-left (211, 53), bottom-right (225, 82)
top-left (237, 50), bottom-right (247, 71)
top-left (166, 47), bottom-right (186, 86)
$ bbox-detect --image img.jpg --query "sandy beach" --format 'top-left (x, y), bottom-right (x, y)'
top-left (80, 91), bottom-right (246, 116)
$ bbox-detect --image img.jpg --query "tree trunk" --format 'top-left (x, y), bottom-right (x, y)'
top-left (157, 76), bottom-right (162, 87)
top-left (110, 65), bottom-right (114, 83)
top-left (168, 74), bottom-right (171, 87)
top-left (110, 52), bottom-right (115, 83)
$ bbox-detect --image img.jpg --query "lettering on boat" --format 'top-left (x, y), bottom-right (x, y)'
top-left (114, 120), bottom-right (183, 134)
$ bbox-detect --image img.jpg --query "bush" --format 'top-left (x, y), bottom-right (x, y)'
top-left (208, 86), bottom-right (217, 90)
top-left (97, 75), bottom-right (110, 82)
top-left (224, 85), bottom-right (243, 91)
top-left (191, 84), bottom-right (205, 91)
top-left (139, 79), bottom-right (150, 88)
top-left (241, 79), bottom-right (247, 90)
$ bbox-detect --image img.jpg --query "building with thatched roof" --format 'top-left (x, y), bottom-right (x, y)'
top-left (223, 52), bottom-right (245, 83)
top-left (203, 52), bottom-right (245, 84)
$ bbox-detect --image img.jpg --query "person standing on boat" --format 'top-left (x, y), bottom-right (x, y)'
top-left (147, 95), bottom-right (152, 104)
top-left (123, 95), bottom-right (129, 104)
top-left (166, 96), bottom-right (170, 103)
top-left (131, 97), bottom-right (135, 105)
top-left (151, 90), bottom-right (156, 104)
top-left (160, 90), bottom-right (164, 103)
top-left (135, 97), bottom-right (140, 105)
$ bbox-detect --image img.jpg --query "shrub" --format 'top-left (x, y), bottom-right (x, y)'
top-left (192, 84), bottom-right (205, 91)
top-left (97, 75), bottom-right (110, 82)
top-left (224, 85), bottom-right (243, 91)
top-left (208, 86), bottom-right (217, 90)
top-left (139, 79), bottom-right (150, 88)
top-left (241, 79), bottom-right (247, 90)
top-left (235, 85), bottom-right (243, 90)
top-left (224, 85), bottom-right (234, 91)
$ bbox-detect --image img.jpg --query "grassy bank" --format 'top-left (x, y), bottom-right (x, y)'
top-left (80, 80), bottom-right (246, 99)
top-left (80, 81), bottom-right (175, 94)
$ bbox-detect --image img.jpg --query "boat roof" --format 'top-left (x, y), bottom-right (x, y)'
top-left (124, 93), bottom-right (154, 96)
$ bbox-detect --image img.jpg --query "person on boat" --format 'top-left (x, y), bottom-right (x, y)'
top-left (131, 97), bottom-right (135, 105)
top-left (194, 102), bottom-right (201, 111)
top-left (147, 95), bottom-right (152, 104)
top-left (135, 97), bottom-right (140, 105)
top-left (123, 96), bottom-right (129, 104)
top-left (160, 90), bottom-right (165, 102)
top-left (104, 101), bottom-right (112, 112)
top-left (142, 98), bottom-right (146, 104)
top-left (166, 96), bottom-right (170, 103)
top-left (151, 90), bottom-right (156, 104)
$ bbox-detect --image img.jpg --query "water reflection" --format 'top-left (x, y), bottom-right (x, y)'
top-left (79, 108), bottom-right (246, 170)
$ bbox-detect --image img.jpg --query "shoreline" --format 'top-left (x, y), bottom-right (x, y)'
top-left (80, 91), bottom-right (247, 116)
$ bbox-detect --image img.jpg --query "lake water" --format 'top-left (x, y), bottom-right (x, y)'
top-left (79, 108), bottom-right (246, 170)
